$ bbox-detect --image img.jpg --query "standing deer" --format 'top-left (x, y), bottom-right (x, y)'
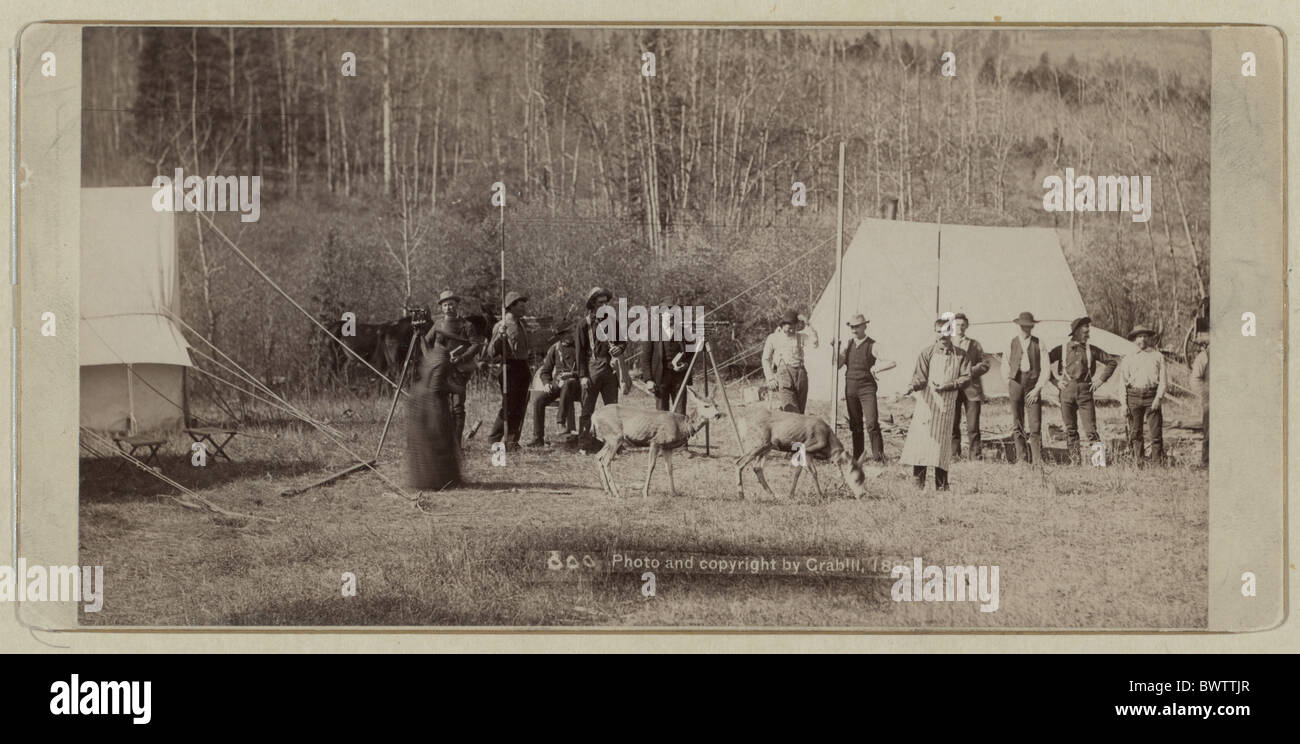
top-left (591, 386), bottom-right (724, 499)
top-left (734, 408), bottom-right (871, 500)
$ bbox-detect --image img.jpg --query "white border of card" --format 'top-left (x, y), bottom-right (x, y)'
top-left (1, 4), bottom-right (1292, 653)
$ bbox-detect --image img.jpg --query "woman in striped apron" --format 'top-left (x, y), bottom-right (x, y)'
top-left (898, 318), bottom-right (974, 491)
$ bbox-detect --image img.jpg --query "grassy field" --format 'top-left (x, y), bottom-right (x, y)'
top-left (79, 385), bottom-right (1208, 628)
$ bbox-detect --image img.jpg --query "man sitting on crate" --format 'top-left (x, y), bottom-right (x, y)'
top-left (524, 324), bottom-right (581, 447)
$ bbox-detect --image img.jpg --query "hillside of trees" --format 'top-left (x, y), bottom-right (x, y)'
top-left (81, 27), bottom-right (1210, 387)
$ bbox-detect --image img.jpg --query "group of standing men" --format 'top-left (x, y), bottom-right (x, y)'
top-left (822, 309), bottom-right (1197, 492)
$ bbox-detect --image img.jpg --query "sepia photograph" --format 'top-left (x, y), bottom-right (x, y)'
top-left (74, 25), bottom-right (1212, 628)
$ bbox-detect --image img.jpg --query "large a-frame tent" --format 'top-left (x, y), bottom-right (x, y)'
top-left (80, 187), bottom-right (192, 433)
top-left (806, 217), bottom-right (1134, 403)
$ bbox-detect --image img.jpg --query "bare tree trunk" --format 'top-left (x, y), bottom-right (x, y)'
top-left (381, 28), bottom-right (393, 196)
top-left (322, 47), bottom-right (334, 193)
top-left (337, 70), bottom-right (351, 197)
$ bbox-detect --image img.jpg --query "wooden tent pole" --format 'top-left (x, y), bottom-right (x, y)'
top-left (936, 207), bottom-right (942, 314)
top-left (831, 142), bottom-right (845, 432)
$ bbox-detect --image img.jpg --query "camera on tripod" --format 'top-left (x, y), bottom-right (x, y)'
top-left (405, 303), bottom-right (433, 330)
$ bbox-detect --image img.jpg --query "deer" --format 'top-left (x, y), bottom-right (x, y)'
top-left (734, 408), bottom-right (873, 500)
top-left (590, 386), bottom-right (725, 499)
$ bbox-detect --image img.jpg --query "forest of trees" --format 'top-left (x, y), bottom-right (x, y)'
top-left (81, 27), bottom-right (1211, 387)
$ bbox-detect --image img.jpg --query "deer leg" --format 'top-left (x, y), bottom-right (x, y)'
top-left (642, 443), bottom-right (659, 499)
top-left (808, 461), bottom-right (825, 499)
top-left (663, 448), bottom-right (680, 497)
top-left (598, 441), bottom-right (623, 499)
top-left (753, 457), bottom-right (776, 499)
top-left (594, 443), bottom-right (614, 496)
top-left (736, 444), bottom-right (774, 499)
top-left (787, 465), bottom-right (802, 500)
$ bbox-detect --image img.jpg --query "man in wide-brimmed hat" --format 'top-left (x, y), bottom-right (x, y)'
top-left (1116, 324), bottom-right (1167, 465)
top-left (435, 289), bottom-right (483, 446)
top-left (639, 299), bottom-right (697, 414)
top-left (487, 290), bottom-right (532, 450)
top-left (948, 312), bottom-right (990, 461)
top-left (761, 309), bottom-right (819, 413)
top-left (1002, 311), bottom-right (1051, 467)
top-left (574, 286), bottom-right (625, 446)
top-left (1049, 316), bottom-right (1119, 465)
top-left (524, 323), bottom-right (581, 447)
top-left (837, 313), bottom-right (895, 463)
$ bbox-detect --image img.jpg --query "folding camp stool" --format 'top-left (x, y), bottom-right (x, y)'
top-left (113, 435), bottom-right (167, 471)
top-left (184, 427), bottom-right (239, 462)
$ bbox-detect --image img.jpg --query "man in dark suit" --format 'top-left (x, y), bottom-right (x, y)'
top-left (1003, 311), bottom-right (1050, 467)
top-left (639, 301), bottom-right (696, 414)
top-left (575, 286), bottom-right (625, 447)
top-left (949, 312), bottom-right (990, 460)
top-left (1049, 316), bottom-right (1119, 465)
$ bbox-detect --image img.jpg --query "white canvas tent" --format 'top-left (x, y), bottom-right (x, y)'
top-left (80, 187), bottom-right (192, 433)
top-left (806, 217), bottom-right (1134, 403)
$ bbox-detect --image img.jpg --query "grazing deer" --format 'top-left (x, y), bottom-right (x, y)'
top-left (591, 386), bottom-right (724, 499)
top-left (734, 408), bottom-right (871, 500)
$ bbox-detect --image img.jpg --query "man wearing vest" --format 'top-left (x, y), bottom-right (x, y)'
top-left (1003, 311), bottom-right (1050, 467)
top-left (949, 313), bottom-right (990, 460)
top-left (1049, 316), bottom-right (1119, 465)
top-left (762, 310), bottom-right (818, 413)
top-left (1116, 325), bottom-right (1167, 465)
top-left (838, 314), bottom-right (896, 463)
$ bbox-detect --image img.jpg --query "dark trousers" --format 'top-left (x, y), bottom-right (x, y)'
top-left (1126, 387), bottom-right (1164, 464)
top-left (912, 466), bottom-right (949, 490)
top-left (1007, 378), bottom-right (1043, 465)
top-left (951, 390), bottom-right (982, 459)
top-left (578, 369), bottom-right (619, 437)
top-left (489, 360), bottom-right (531, 444)
top-left (1058, 380), bottom-right (1098, 464)
top-left (653, 374), bottom-right (687, 414)
top-left (531, 380), bottom-right (579, 441)
top-left (449, 392), bottom-right (466, 446)
top-left (845, 383), bottom-right (884, 463)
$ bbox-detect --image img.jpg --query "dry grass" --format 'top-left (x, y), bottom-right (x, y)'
top-left (79, 387), bottom-right (1207, 628)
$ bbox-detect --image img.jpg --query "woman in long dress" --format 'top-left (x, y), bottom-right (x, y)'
top-left (898, 319), bottom-right (973, 491)
top-left (407, 318), bottom-right (473, 490)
